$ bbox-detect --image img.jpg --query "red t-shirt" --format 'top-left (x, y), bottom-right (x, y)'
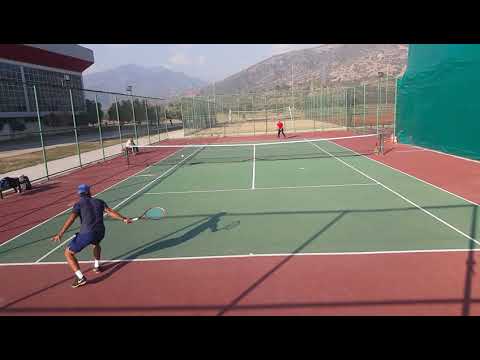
top-left (277, 121), bottom-right (283, 129)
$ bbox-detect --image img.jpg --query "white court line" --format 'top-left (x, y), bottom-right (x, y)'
top-left (34, 147), bottom-right (202, 263)
top-left (0, 149), bottom-right (182, 250)
top-left (394, 149), bottom-right (427, 153)
top-left (338, 141), bottom-right (479, 206)
top-left (135, 174), bottom-right (156, 177)
top-left (252, 145), bottom-right (256, 190)
top-left (2, 247), bottom-right (480, 267)
top-left (144, 183), bottom-right (378, 195)
top-left (308, 140), bottom-right (480, 247)
top-left (409, 144), bottom-right (480, 164)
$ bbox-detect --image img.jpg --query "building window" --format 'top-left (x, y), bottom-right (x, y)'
top-left (1, 63), bottom-right (85, 114)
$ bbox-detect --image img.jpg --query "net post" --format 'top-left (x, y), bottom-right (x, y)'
top-left (379, 131), bottom-right (385, 155)
top-left (95, 94), bottom-right (106, 161)
top-left (69, 88), bottom-right (82, 168)
top-left (33, 85), bottom-right (49, 180)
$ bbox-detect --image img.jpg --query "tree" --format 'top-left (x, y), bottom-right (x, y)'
top-left (76, 99), bottom-right (103, 126)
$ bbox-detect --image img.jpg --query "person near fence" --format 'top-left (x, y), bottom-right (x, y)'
top-left (52, 184), bottom-right (132, 288)
top-left (125, 138), bottom-right (139, 155)
top-left (276, 115), bottom-right (286, 138)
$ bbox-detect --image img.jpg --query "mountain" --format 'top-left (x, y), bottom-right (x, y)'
top-left (83, 64), bottom-right (206, 99)
top-left (201, 44), bottom-right (408, 95)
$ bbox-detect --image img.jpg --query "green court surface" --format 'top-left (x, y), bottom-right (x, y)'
top-left (0, 139), bottom-right (479, 265)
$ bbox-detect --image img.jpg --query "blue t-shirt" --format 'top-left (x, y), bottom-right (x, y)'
top-left (72, 195), bottom-right (108, 234)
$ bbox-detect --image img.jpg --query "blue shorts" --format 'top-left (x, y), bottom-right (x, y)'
top-left (68, 230), bottom-right (105, 253)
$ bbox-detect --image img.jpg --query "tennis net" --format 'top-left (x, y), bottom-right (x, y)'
top-left (126, 133), bottom-right (384, 167)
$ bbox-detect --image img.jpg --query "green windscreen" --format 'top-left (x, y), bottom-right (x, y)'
top-left (396, 44), bottom-right (480, 160)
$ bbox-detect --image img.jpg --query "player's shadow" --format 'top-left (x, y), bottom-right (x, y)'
top-left (88, 212), bottom-right (229, 284)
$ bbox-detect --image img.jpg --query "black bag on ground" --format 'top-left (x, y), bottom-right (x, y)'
top-left (0, 178), bottom-right (9, 191)
top-left (18, 175), bottom-right (32, 191)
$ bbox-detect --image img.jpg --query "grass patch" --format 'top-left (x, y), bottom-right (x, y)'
top-left (0, 139), bottom-right (122, 174)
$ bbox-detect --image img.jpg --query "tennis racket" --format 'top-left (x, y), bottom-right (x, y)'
top-left (132, 207), bottom-right (167, 221)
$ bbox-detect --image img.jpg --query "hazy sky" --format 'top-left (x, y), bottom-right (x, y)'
top-left (82, 44), bottom-right (321, 82)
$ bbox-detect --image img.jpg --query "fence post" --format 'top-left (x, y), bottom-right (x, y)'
top-left (114, 96), bottom-right (123, 150)
top-left (330, 88), bottom-right (334, 125)
top-left (154, 105), bottom-right (160, 142)
top-left (363, 84), bottom-right (366, 130)
top-left (393, 77), bottom-right (398, 141)
top-left (376, 78), bottom-right (380, 134)
top-left (321, 90), bottom-right (324, 125)
top-left (95, 94), bottom-right (105, 161)
top-left (33, 85), bottom-right (49, 180)
top-left (69, 88), bottom-right (82, 167)
top-left (144, 99), bottom-right (151, 145)
top-left (207, 98), bottom-right (212, 134)
top-left (192, 96), bottom-right (196, 133)
top-left (264, 95), bottom-right (267, 134)
top-left (252, 95), bottom-right (256, 136)
top-left (180, 100), bottom-right (184, 137)
top-left (130, 95), bottom-right (138, 143)
top-left (164, 105), bottom-right (169, 138)
top-left (353, 86), bottom-right (356, 129)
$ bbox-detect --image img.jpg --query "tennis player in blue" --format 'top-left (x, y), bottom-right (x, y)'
top-left (52, 184), bottom-right (132, 288)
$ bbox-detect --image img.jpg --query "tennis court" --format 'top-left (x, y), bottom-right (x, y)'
top-left (1, 131), bottom-right (479, 315)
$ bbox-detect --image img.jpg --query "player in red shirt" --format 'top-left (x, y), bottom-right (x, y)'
top-left (276, 114), bottom-right (286, 138)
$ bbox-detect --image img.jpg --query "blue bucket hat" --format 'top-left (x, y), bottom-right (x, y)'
top-left (78, 184), bottom-right (91, 195)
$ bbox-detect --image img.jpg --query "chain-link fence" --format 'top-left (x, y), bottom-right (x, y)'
top-left (180, 77), bottom-right (397, 137)
top-left (0, 78), bottom-right (182, 180)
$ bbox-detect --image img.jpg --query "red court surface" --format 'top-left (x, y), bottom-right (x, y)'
top-left (1, 130), bottom-right (479, 316)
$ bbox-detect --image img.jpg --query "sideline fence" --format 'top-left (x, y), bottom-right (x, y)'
top-left (0, 78), bottom-right (183, 180)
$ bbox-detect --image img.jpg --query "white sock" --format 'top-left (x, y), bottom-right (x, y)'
top-left (75, 270), bottom-right (84, 279)
top-left (94, 260), bottom-right (100, 268)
